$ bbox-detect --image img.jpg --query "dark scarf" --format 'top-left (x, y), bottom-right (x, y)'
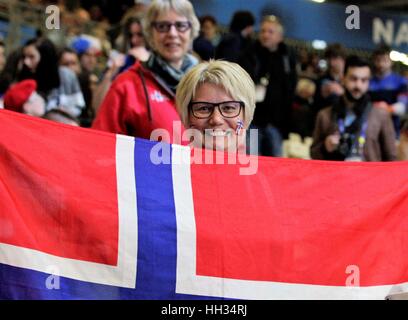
top-left (145, 52), bottom-right (198, 94)
top-left (332, 92), bottom-right (371, 134)
top-left (333, 92), bottom-right (369, 119)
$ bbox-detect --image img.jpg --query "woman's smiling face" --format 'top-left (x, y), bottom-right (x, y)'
top-left (188, 82), bottom-right (245, 151)
top-left (152, 9), bottom-right (192, 69)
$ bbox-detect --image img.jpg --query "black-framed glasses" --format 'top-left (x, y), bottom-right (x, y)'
top-left (189, 101), bottom-right (244, 119)
top-left (151, 21), bottom-right (192, 33)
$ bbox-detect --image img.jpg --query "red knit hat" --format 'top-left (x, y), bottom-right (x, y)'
top-left (3, 80), bottom-right (37, 112)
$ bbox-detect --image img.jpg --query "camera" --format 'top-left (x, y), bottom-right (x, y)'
top-left (337, 133), bottom-right (353, 158)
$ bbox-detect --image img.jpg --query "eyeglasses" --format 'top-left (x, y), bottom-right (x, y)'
top-left (189, 101), bottom-right (244, 119)
top-left (151, 21), bottom-right (192, 33)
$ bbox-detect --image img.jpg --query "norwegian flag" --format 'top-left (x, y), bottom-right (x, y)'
top-left (1, 109), bottom-right (408, 300)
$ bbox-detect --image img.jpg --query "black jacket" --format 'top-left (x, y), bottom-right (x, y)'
top-left (238, 41), bottom-right (297, 136)
top-left (215, 32), bottom-right (254, 63)
top-left (313, 72), bottom-right (342, 117)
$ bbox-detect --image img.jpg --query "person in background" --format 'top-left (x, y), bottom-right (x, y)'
top-left (3, 79), bottom-right (45, 117)
top-left (116, 14), bottom-right (151, 69)
top-left (0, 40), bottom-right (6, 74)
top-left (215, 10), bottom-right (255, 63)
top-left (369, 45), bottom-right (408, 136)
top-left (239, 15), bottom-right (297, 157)
top-left (106, 0), bottom-right (149, 50)
top-left (92, 0), bottom-right (200, 143)
top-left (59, 47), bottom-right (95, 126)
top-left (311, 56), bottom-right (396, 162)
top-left (313, 43), bottom-right (347, 120)
top-left (298, 51), bottom-right (323, 80)
top-left (91, 15), bottom-right (152, 114)
top-left (398, 118), bottom-right (408, 160)
top-left (176, 60), bottom-right (256, 152)
top-left (59, 47), bottom-right (81, 76)
top-left (0, 48), bottom-right (23, 97)
top-left (43, 109), bottom-right (80, 126)
top-left (59, 0), bottom-right (91, 36)
top-left (193, 15), bottom-right (221, 61)
top-left (18, 37), bottom-right (85, 119)
top-left (70, 34), bottom-right (102, 126)
top-left (402, 68), bottom-right (408, 83)
top-left (91, 15), bottom-right (144, 113)
top-left (70, 35), bottom-right (102, 76)
top-left (88, 4), bottom-right (111, 32)
top-left (200, 15), bottom-right (221, 47)
top-left (290, 78), bottom-right (316, 139)
top-left (119, 0), bottom-right (151, 27)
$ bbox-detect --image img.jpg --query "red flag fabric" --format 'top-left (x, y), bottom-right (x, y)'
top-left (1, 109), bottom-right (408, 300)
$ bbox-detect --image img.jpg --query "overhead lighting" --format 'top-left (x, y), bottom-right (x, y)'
top-left (312, 40), bottom-right (327, 50)
top-left (311, 0), bottom-right (326, 3)
top-left (390, 50), bottom-right (408, 66)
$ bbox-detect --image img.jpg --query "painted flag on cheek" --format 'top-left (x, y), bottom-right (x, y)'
top-left (1, 109), bottom-right (408, 300)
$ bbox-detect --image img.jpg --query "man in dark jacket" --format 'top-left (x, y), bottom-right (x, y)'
top-left (311, 56), bottom-right (396, 162)
top-left (215, 11), bottom-right (255, 63)
top-left (239, 15), bottom-right (297, 156)
top-left (313, 43), bottom-right (347, 122)
top-left (369, 45), bottom-right (408, 136)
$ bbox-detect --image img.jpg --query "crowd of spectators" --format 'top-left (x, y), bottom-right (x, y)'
top-left (1, 0), bottom-right (407, 162)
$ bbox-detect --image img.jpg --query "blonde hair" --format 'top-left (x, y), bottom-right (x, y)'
top-left (176, 60), bottom-right (256, 127)
top-left (142, 0), bottom-right (200, 50)
top-left (296, 78), bottom-right (316, 96)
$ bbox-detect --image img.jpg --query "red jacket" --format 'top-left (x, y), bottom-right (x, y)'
top-left (92, 61), bottom-right (185, 144)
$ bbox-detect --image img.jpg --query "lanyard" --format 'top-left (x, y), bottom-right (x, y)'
top-left (337, 118), bottom-right (368, 154)
top-left (338, 118), bottom-right (345, 135)
top-left (358, 121), bottom-right (368, 150)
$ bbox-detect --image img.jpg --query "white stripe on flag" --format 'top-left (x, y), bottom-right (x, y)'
top-left (114, 134), bottom-right (138, 288)
top-left (171, 144), bottom-right (408, 300)
top-left (0, 134), bottom-right (138, 288)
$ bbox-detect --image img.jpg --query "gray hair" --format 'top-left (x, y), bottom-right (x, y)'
top-left (142, 0), bottom-right (200, 50)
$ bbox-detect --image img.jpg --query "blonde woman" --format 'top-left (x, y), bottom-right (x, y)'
top-left (176, 60), bottom-right (256, 152)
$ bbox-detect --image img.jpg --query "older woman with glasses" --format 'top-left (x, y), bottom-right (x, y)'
top-left (92, 0), bottom-right (199, 142)
top-left (176, 60), bottom-right (256, 152)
